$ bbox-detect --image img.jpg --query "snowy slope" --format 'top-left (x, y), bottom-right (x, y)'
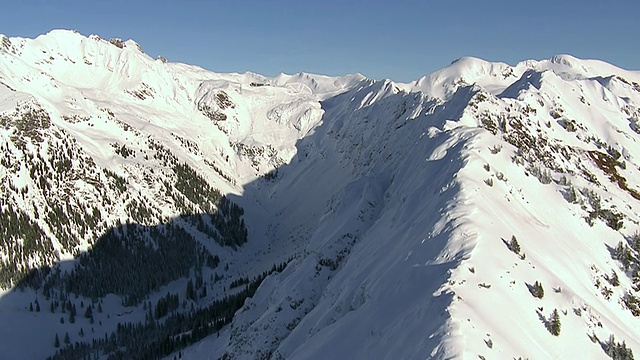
top-left (215, 57), bottom-right (640, 359)
top-left (0, 29), bottom-right (365, 359)
top-left (1, 30), bottom-right (640, 360)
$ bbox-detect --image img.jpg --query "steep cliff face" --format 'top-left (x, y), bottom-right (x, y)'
top-left (1, 30), bottom-right (639, 359)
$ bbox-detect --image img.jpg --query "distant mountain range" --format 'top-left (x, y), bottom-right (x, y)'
top-left (1, 30), bottom-right (639, 359)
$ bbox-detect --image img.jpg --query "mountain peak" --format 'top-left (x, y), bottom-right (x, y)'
top-left (550, 53), bottom-right (582, 67)
top-left (405, 56), bottom-right (516, 100)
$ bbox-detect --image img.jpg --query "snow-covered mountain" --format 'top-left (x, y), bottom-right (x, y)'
top-left (1, 30), bottom-right (639, 360)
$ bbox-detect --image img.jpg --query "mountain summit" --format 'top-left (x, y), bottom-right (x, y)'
top-left (1, 30), bottom-right (640, 359)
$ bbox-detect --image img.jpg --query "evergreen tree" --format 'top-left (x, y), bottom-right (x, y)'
top-left (54, 333), bottom-right (60, 348)
top-left (605, 335), bottom-right (616, 358)
top-left (509, 235), bottom-right (521, 254)
top-left (528, 281), bottom-right (544, 299)
top-left (186, 279), bottom-right (195, 301)
top-left (35, 299), bottom-right (40, 312)
top-left (548, 309), bottom-right (561, 336)
top-left (64, 332), bottom-right (70, 344)
top-left (632, 270), bottom-right (640, 291)
top-left (610, 271), bottom-right (620, 287)
top-left (84, 305), bottom-right (93, 319)
top-left (613, 242), bottom-right (633, 270)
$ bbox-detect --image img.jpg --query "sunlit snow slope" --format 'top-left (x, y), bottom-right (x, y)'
top-left (1, 30), bottom-right (640, 360)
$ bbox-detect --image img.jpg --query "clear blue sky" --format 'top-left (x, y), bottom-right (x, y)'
top-left (1, 0), bottom-right (638, 82)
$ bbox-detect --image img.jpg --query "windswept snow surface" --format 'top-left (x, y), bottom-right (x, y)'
top-left (1, 30), bottom-right (640, 359)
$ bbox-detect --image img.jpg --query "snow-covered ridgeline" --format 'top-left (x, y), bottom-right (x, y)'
top-left (219, 54), bottom-right (640, 358)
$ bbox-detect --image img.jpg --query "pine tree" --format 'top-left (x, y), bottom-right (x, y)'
top-left (632, 270), bottom-right (640, 291)
top-left (610, 270), bottom-right (620, 287)
top-left (548, 309), bottom-right (561, 336)
top-left (613, 242), bottom-right (632, 270)
top-left (606, 334), bottom-right (617, 357)
top-left (567, 186), bottom-right (579, 203)
top-left (84, 305), bottom-right (93, 318)
top-left (529, 281), bottom-right (544, 299)
top-left (186, 279), bottom-right (195, 301)
top-left (35, 300), bottom-right (40, 312)
top-left (64, 332), bottom-right (70, 344)
top-left (54, 333), bottom-right (60, 348)
top-left (509, 236), bottom-right (521, 254)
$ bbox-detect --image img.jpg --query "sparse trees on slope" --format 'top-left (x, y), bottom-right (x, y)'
top-left (604, 334), bottom-right (635, 360)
